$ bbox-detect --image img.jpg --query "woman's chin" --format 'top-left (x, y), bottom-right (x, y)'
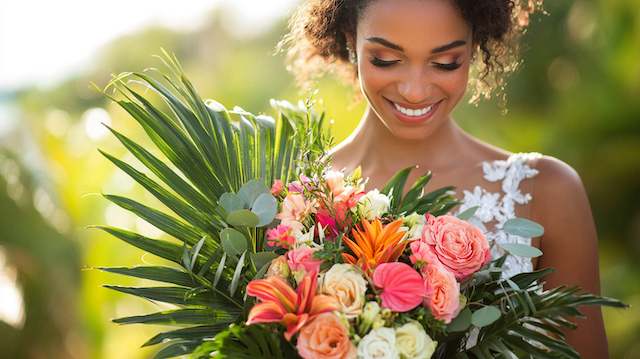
top-left (382, 123), bottom-right (439, 141)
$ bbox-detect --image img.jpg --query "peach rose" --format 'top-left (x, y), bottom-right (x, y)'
top-left (297, 313), bottom-right (356, 359)
top-left (421, 214), bottom-right (490, 280)
top-left (423, 263), bottom-right (460, 324)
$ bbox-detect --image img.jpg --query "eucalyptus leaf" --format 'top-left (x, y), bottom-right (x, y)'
top-left (448, 307), bottom-right (472, 332)
top-left (503, 218), bottom-right (544, 238)
top-left (226, 209), bottom-right (260, 227)
top-left (229, 251), bottom-right (246, 296)
top-left (220, 228), bottom-right (248, 257)
top-left (457, 206), bottom-right (480, 221)
top-left (251, 251), bottom-right (278, 270)
top-left (251, 193), bottom-right (277, 227)
top-left (501, 243), bottom-right (543, 258)
top-left (219, 192), bottom-right (245, 213)
top-left (471, 306), bottom-right (502, 328)
top-left (238, 179), bottom-right (269, 208)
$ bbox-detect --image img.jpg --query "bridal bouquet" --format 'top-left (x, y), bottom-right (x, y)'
top-left (95, 53), bottom-right (625, 358)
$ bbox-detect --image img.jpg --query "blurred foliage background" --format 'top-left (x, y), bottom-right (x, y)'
top-left (0, 0), bottom-right (638, 358)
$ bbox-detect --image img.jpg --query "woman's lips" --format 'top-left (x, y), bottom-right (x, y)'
top-left (384, 97), bottom-right (442, 124)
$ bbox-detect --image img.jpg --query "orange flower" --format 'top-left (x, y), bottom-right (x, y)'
top-left (246, 274), bottom-right (338, 340)
top-left (342, 219), bottom-right (407, 275)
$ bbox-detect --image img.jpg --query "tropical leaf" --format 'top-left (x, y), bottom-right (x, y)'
top-left (203, 324), bottom-right (301, 359)
top-left (380, 166), bottom-right (459, 216)
top-left (113, 308), bottom-right (237, 325)
top-left (97, 51), bottom-right (330, 357)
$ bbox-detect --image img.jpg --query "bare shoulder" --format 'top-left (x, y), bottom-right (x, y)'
top-left (532, 155), bottom-right (587, 203)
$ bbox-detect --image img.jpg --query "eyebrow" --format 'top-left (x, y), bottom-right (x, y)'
top-left (365, 37), bottom-right (467, 54)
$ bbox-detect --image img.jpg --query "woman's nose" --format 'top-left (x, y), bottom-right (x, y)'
top-left (397, 67), bottom-right (432, 103)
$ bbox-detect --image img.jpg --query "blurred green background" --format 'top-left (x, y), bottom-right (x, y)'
top-left (0, 0), bottom-right (638, 357)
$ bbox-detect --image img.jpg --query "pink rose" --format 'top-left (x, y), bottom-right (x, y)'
top-left (287, 247), bottom-right (323, 274)
top-left (297, 313), bottom-right (356, 359)
top-left (409, 240), bottom-right (439, 267)
top-left (372, 262), bottom-right (425, 312)
top-left (423, 263), bottom-right (460, 323)
top-left (421, 214), bottom-right (491, 280)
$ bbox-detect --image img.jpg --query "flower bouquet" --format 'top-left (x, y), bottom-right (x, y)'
top-left (95, 53), bottom-right (625, 358)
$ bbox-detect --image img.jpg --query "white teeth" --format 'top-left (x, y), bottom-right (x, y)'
top-left (393, 102), bottom-right (434, 117)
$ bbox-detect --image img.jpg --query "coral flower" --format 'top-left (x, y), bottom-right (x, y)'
top-left (373, 262), bottom-right (425, 312)
top-left (246, 274), bottom-right (338, 340)
top-left (342, 219), bottom-right (407, 275)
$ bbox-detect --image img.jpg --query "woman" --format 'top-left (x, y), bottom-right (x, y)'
top-left (279, 0), bottom-right (608, 357)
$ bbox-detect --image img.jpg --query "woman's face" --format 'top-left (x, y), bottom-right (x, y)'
top-left (354, 0), bottom-right (473, 141)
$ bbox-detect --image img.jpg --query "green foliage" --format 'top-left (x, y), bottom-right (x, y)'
top-left (96, 51), bottom-right (330, 356)
top-left (502, 218), bottom-right (545, 238)
top-left (380, 166), bottom-right (461, 217)
top-left (456, 264), bottom-right (628, 358)
top-left (197, 324), bottom-right (301, 359)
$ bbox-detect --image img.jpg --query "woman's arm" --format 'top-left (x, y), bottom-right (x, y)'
top-left (532, 156), bottom-right (608, 358)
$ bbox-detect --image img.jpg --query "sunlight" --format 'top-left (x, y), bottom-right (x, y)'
top-left (0, 246), bottom-right (25, 329)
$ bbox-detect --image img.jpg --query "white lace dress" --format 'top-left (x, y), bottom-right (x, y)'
top-left (453, 152), bottom-right (543, 279)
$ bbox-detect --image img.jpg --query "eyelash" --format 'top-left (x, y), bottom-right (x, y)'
top-left (369, 57), bottom-right (461, 71)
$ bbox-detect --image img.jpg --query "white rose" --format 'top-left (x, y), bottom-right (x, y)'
top-left (321, 264), bottom-right (368, 319)
top-left (358, 189), bottom-right (391, 220)
top-left (357, 327), bottom-right (399, 359)
top-left (395, 322), bottom-right (437, 359)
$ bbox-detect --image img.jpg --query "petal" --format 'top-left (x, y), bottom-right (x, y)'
top-left (309, 294), bottom-right (339, 316)
top-left (296, 273), bottom-right (318, 314)
top-left (247, 301), bottom-right (286, 325)
top-left (247, 277), bottom-right (297, 312)
top-left (284, 313), bottom-right (309, 341)
top-left (373, 262), bottom-right (425, 312)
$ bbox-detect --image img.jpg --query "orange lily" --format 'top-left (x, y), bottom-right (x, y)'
top-left (246, 274), bottom-right (337, 340)
top-left (342, 218), bottom-right (408, 275)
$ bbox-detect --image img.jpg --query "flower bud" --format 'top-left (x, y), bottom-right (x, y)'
top-left (265, 256), bottom-right (290, 279)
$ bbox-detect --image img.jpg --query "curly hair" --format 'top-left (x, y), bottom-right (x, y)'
top-left (277, 0), bottom-right (544, 104)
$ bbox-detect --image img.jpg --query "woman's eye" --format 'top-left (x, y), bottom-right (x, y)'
top-left (370, 57), bottom-right (399, 67)
top-left (433, 62), bottom-right (462, 71)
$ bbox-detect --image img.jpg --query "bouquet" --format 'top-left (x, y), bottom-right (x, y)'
top-left (95, 53), bottom-right (625, 358)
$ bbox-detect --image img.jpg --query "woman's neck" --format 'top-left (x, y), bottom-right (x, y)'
top-left (339, 105), bottom-right (470, 175)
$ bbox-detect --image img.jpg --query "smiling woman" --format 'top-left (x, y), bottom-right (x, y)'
top-left (278, 0), bottom-right (612, 357)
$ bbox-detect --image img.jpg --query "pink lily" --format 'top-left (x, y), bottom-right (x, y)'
top-left (246, 274), bottom-right (338, 340)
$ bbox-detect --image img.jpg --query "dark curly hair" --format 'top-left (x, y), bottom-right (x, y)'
top-left (277, 0), bottom-right (543, 104)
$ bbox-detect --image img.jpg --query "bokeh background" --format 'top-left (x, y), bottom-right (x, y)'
top-left (1, 0), bottom-right (638, 357)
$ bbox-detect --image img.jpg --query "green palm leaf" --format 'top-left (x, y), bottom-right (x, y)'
top-left (96, 50), bottom-right (328, 357)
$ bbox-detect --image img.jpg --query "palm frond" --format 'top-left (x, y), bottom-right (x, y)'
top-left (96, 51), bottom-right (328, 357)
top-left (460, 268), bottom-right (628, 358)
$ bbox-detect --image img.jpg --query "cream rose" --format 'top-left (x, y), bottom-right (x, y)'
top-left (321, 264), bottom-right (368, 319)
top-left (395, 322), bottom-right (437, 359)
top-left (357, 327), bottom-right (399, 359)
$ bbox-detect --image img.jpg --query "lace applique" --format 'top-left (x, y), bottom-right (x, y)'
top-left (455, 152), bottom-right (542, 279)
